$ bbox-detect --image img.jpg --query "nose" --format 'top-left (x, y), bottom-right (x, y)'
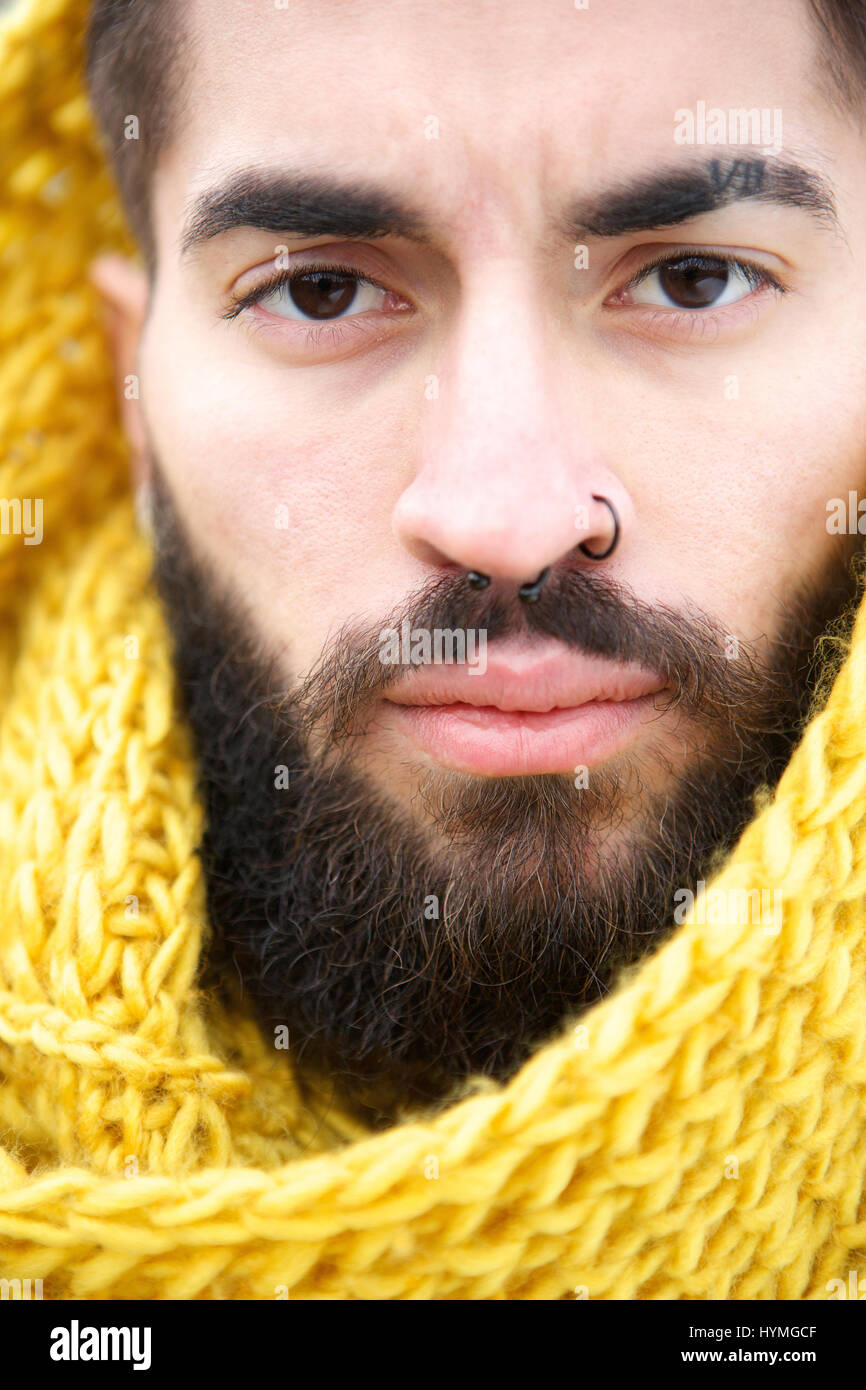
top-left (392, 265), bottom-right (629, 586)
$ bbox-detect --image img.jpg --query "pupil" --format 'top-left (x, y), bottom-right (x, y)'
top-left (659, 260), bottom-right (728, 307)
top-left (290, 272), bottom-right (358, 319)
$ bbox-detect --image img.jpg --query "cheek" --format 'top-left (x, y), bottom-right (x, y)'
top-left (728, 384), bottom-right (866, 635)
top-left (139, 314), bottom-right (413, 677)
top-left (628, 374), bottom-right (866, 646)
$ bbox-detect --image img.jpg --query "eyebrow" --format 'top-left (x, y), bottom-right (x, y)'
top-left (178, 170), bottom-right (433, 260)
top-left (177, 153), bottom-right (840, 262)
top-left (564, 155), bottom-right (840, 238)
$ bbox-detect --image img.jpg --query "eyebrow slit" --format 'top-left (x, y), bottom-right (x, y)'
top-left (708, 159), bottom-right (766, 195)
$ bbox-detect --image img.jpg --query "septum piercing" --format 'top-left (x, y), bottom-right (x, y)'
top-left (517, 568), bottom-right (550, 603)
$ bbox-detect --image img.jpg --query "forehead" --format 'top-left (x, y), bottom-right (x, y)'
top-left (157, 0), bottom-right (829, 242)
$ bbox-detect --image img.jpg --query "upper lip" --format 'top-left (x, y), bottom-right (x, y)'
top-left (382, 638), bottom-right (668, 713)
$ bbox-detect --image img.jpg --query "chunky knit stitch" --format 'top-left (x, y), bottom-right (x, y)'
top-left (1, 0), bottom-right (866, 1300)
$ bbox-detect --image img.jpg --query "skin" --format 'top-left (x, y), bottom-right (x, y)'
top-left (90, 0), bottom-right (866, 857)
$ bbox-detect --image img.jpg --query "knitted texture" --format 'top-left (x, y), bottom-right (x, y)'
top-left (1, 0), bottom-right (866, 1301)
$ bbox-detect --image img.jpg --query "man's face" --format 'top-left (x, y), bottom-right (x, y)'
top-left (94, 0), bottom-right (866, 1114)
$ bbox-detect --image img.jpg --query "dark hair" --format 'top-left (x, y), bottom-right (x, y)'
top-left (84, 0), bottom-right (193, 277)
top-left (83, 0), bottom-right (866, 278)
top-left (809, 0), bottom-right (866, 105)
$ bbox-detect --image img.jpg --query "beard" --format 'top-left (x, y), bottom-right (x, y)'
top-left (145, 459), bottom-right (861, 1126)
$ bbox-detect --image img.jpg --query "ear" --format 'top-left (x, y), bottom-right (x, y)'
top-left (88, 253), bottom-right (151, 489)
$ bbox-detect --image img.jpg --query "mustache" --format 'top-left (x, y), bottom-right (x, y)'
top-left (280, 563), bottom-right (794, 745)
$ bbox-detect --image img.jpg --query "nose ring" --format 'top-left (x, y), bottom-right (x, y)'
top-left (578, 495), bottom-right (619, 560)
top-left (467, 495), bottom-right (619, 598)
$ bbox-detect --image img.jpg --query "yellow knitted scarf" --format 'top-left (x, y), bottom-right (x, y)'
top-left (2, 0), bottom-right (866, 1301)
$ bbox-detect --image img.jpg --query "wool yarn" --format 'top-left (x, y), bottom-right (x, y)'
top-left (1, 0), bottom-right (866, 1300)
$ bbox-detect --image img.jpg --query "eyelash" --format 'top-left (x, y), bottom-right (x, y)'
top-left (222, 261), bottom-right (383, 322)
top-left (619, 248), bottom-right (785, 299)
top-left (223, 249), bottom-right (786, 342)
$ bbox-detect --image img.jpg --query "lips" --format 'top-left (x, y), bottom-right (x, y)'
top-left (380, 637), bottom-right (668, 776)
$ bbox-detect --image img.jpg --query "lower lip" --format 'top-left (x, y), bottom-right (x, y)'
top-left (383, 696), bottom-right (660, 776)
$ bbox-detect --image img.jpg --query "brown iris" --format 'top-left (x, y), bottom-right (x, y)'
top-left (289, 271), bottom-right (358, 319)
top-left (658, 258), bottom-right (729, 308)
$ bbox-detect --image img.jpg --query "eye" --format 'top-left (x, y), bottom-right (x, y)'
top-left (621, 253), bottom-right (780, 310)
top-left (259, 269), bottom-right (387, 320)
top-left (225, 262), bottom-right (400, 323)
